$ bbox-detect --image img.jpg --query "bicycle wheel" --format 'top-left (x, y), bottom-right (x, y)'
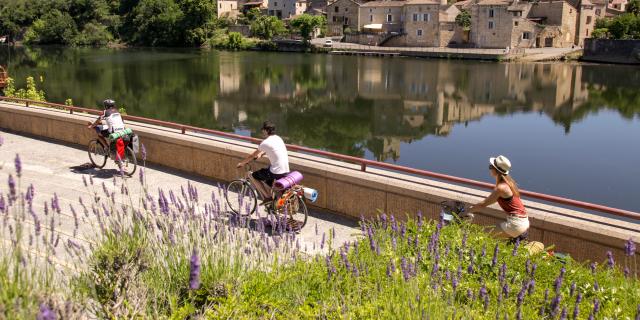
top-left (118, 146), bottom-right (137, 177)
top-left (88, 140), bottom-right (108, 169)
top-left (282, 195), bottom-right (308, 231)
top-left (225, 180), bottom-right (258, 216)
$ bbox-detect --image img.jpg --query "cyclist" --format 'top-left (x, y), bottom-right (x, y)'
top-left (468, 155), bottom-right (529, 239)
top-left (87, 99), bottom-right (126, 154)
top-left (236, 121), bottom-right (290, 203)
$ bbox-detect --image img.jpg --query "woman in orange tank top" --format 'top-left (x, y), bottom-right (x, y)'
top-left (468, 155), bottom-right (529, 239)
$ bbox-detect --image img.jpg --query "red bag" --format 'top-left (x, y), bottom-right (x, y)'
top-left (115, 138), bottom-right (125, 160)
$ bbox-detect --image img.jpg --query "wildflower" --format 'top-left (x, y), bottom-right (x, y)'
top-left (499, 262), bottom-right (507, 283)
top-left (512, 237), bottom-right (520, 256)
top-left (570, 281), bottom-right (576, 297)
top-left (461, 231), bottom-right (468, 249)
top-left (452, 275), bottom-right (458, 291)
top-left (593, 298), bottom-right (600, 315)
top-left (573, 293), bottom-right (583, 319)
top-left (531, 263), bottom-right (537, 277)
top-left (625, 238), bottom-right (636, 256)
top-left (560, 307), bottom-right (568, 320)
top-left (386, 260), bottom-right (395, 278)
top-left (402, 257), bottom-right (410, 280)
top-left (590, 262), bottom-right (596, 274)
top-left (14, 154), bottom-right (21, 177)
top-left (516, 285), bottom-right (526, 306)
top-left (594, 280), bottom-right (599, 291)
top-left (551, 295), bottom-right (561, 317)
top-left (554, 275), bottom-right (563, 294)
top-left (479, 284), bottom-right (487, 300)
top-left (527, 279), bottom-right (535, 295)
top-left (491, 244), bottom-right (499, 267)
top-left (37, 303), bottom-right (56, 320)
top-left (141, 143), bottom-right (147, 161)
top-left (51, 193), bottom-right (61, 214)
top-left (606, 251), bottom-right (615, 268)
top-left (502, 283), bottom-right (510, 298)
top-left (380, 213), bottom-right (387, 229)
top-left (466, 289), bottom-right (473, 301)
top-left (189, 249), bottom-right (201, 290)
top-left (8, 174), bottom-right (16, 200)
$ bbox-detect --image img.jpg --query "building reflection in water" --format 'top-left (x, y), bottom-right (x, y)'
top-left (214, 52), bottom-right (593, 162)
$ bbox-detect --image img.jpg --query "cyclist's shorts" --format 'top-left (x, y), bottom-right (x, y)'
top-left (94, 126), bottom-right (110, 138)
top-left (252, 167), bottom-right (288, 187)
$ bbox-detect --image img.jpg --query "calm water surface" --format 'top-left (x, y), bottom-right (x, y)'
top-left (2, 47), bottom-right (639, 211)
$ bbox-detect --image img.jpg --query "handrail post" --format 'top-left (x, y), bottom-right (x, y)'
top-left (181, 127), bottom-right (186, 134)
top-left (25, 101), bottom-right (30, 108)
top-left (360, 163), bottom-right (366, 172)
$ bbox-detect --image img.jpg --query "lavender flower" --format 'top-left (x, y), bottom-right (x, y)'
top-left (499, 262), bottom-right (507, 283)
top-left (554, 275), bottom-right (563, 294)
top-left (594, 280), bottom-right (599, 291)
top-left (593, 298), bottom-right (600, 315)
top-left (14, 154), bottom-right (21, 177)
top-left (625, 267), bottom-right (631, 278)
top-left (189, 249), bottom-right (201, 290)
top-left (528, 279), bottom-right (535, 295)
top-left (380, 213), bottom-right (387, 229)
top-left (625, 238), bottom-right (636, 256)
top-left (491, 243), bottom-right (499, 267)
top-left (551, 295), bottom-right (561, 317)
top-left (417, 210), bottom-right (423, 229)
top-left (481, 244), bottom-right (487, 258)
top-left (590, 262), bottom-right (596, 274)
top-left (466, 288), bottom-right (473, 301)
top-left (386, 260), bottom-right (395, 278)
top-left (37, 303), bottom-right (56, 320)
top-left (402, 257), bottom-right (410, 281)
top-left (321, 232), bottom-right (326, 250)
top-left (606, 251), bottom-right (615, 268)
top-left (570, 281), bottom-right (576, 297)
top-left (452, 275), bottom-right (458, 291)
top-left (517, 285), bottom-right (526, 306)
top-left (560, 307), bottom-right (568, 320)
top-left (8, 174), bottom-right (16, 200)
top-left (461, 231), bottom-right (468, 248)
top-left (502, 283), bottom-right (510, 298)
top-left (573, 293), bottom-right (583, 319)
top-left (531, 263), bottom-right (537, 277)
top-left (512, 237), bottom-right (520, 256)
top-left (141, 143), bottom-right (147, 161)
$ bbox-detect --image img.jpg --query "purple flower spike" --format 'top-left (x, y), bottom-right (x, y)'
top-left (590, 262), bottom-right (596, 274)
top-left (528, 279), bottom-right (535, 295)
top-left (517, 286), bottom-right (525, 306)
top-left (189, 249), bottom-right (201, 290)
top-left (531, 263), bottom-right (537, 277)
top-left (321, 232), bottom-right (326, 250)
top-left (141, 143), bottom-right (147, 161)
top-left (37, 303), bottom-right (56, 320)
top-left (466, 288), bottom-right (473, 301)
top-left (14, 154), bottom-right (22, 177)
top-left (625, 238), bottom-right (636, 256)
top-left (491, 244), bottom-right (499, 267)
top-left (481, 245), bottom-right (487, 258)
top-left (550, 295), bottom-right (561, 317)
top-left (593, 298), bottom-right (600, 314)
top-left (570, 281), bottom-right (576, 297)
top-left (560, 307), bottom-right (568, 320)
top-left (502, 283), bottom-right (509, 298)
top-left (8, 174), bottom-right (16, 200)
top-left (606, 251), bottom-right (615, 268)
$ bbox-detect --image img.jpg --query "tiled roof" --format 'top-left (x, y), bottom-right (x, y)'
top-left (476, 0), bottom-right (510, 5)
top-left (405, 0), bottom-right (440, 5)
top-left (361, 0), bottom-right (406, 7)
top-left (454, 0), bottom-right (473, 9)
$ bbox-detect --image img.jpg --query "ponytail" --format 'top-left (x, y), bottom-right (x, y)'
top-left (497, 174), bottom-right (520, 198)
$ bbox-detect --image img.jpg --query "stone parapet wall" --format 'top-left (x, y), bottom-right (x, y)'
top-left (0, 101), bottom-right (638, 271)
top-left (583, 39), bottom-right (640, 64)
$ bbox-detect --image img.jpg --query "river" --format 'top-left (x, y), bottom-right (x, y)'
top-left (1, 46), bottom-right (639, 211)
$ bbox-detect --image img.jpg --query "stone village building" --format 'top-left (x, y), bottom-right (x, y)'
top-left (327, 0), bottom-right (628, 48)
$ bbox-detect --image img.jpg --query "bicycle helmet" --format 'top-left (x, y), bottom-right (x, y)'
top-left (103, 99), bottom-right (116, 109)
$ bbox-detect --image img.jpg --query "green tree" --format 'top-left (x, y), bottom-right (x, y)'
top-left (251, 15), bottom-right (286, 40)
top-left (628, 0), bottom-right (640, 16)
top-left (129, 0), bottom-right (183, 46)
top-left (25, 10), bottom-right (78, 45)
top-left (591, 28), bottom-right (609, 39)
top-left (290, 14), bottom-right (325, 44)
top-left (455, 10), bottom-right (472, 31)
top-left (226, 32), bottom-right (244, 50)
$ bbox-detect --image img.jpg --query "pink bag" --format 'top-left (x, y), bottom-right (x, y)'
top-left (274, 171), bottom-right (304, 190)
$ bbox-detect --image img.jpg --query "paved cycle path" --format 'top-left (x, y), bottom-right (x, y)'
top-left (0, 130), bottom-right (360, 267)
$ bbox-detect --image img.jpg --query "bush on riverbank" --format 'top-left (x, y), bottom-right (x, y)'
top-left (0, 137), bottom-right (638, 318)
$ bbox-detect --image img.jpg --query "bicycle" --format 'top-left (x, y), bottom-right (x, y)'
top-left (225, 162), bottom-right (309, 230)
top-left (87, 133), bottom-right (137, 177)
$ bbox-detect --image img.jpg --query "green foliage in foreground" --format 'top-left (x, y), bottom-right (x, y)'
top-left (0, 137), bottom-right (638, 318)
top-left (2, 76), bottom-right (46, 101)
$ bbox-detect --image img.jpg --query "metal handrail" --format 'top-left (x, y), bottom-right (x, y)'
top-left (1, 96), bottom-right (639, 220)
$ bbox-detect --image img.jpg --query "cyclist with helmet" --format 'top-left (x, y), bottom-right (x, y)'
top-left (87, 99), bottom-right (126, 147)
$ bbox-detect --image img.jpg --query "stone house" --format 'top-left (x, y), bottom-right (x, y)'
top-left (359, 1), bottom-right (405, 34)
top-left (471, 0), bottom-right (577, 48)
top-left (268, 0), bottom-right (307, 19)
top-left (327, 0), bottom-right (363, 36)
top-left (404, 0), bottom-right (443, 47)
top-left (218, 0), bottom-right (241, 19)
top-left (437, 4), bottom-right (465, 46)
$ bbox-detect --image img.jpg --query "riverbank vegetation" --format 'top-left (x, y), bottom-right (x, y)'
top-left (0, 1), bottom-right (325, 48)
top-left (1, 138), bottom-right (638, 318)
top-left (593, 0), bottom-right (640, 39)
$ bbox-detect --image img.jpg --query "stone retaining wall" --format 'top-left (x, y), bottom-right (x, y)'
top-left (583, 39), bottom-right (640, 64)
top-left (1, 101), bottom-right (638, 271)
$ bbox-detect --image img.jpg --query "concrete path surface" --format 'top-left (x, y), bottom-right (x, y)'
top-left (0, 130), bottom-right (360, 267)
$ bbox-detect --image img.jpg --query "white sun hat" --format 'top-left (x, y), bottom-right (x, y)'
top-left (489, 155), bottom-right (511, 175)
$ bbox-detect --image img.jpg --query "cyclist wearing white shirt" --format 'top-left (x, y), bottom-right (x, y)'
top-left (237, 121), bottom-right (290, 201)
top-left (87, 99), bottom-right (126, 146)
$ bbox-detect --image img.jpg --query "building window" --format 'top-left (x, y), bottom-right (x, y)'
top-left (345, 7), bottom-right (348, 12)
top-left (586, 29), bottom-right (590, 36)
top-left (417, 29), bottom-right (423, 36)
top-left (334, 6), bottom-right (338, 12)
top-left (489, 9), bottom-right (494, 18)
top-left (275, 2), bottom-right (278, 6)
top-left (388, 8), bottom-right (392, 13)
top-left (333, 16), bottom-right (337, 22)
top-left (514, 21), bottom-right (518, 26)
top-left (423, 13), bottom-right (430, 22)
top-left (596, 8), bottom-right (601, 15)
top-left (369, 8), bottom-right (372, 12)
top-left (488, 21), bottom-right (494, 29)
top-left (522, 32), bottom-right (531, 39)
top-left (513, 11), bottom-right (521, 17)
top-left (586, 16), bottom-right (592, 24)
top-left (387, 14), bottom-right (392, 22)
top-left (413, 13), bottom-right (419, 21)
top-left (370, 15), bottom-right (373, 22)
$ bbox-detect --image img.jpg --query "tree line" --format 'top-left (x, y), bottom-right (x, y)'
top-left (0, 0), bottom-right (220, 46)
top-left (593, 0), bottom-right (640, 39)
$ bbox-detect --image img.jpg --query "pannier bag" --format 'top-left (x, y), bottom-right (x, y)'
top-left (274, 171), bottom-right (304, 190)
top-left (108, 128), bottom-right (133, 141)
top-left (303, 187), bottom-right (318, 203)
